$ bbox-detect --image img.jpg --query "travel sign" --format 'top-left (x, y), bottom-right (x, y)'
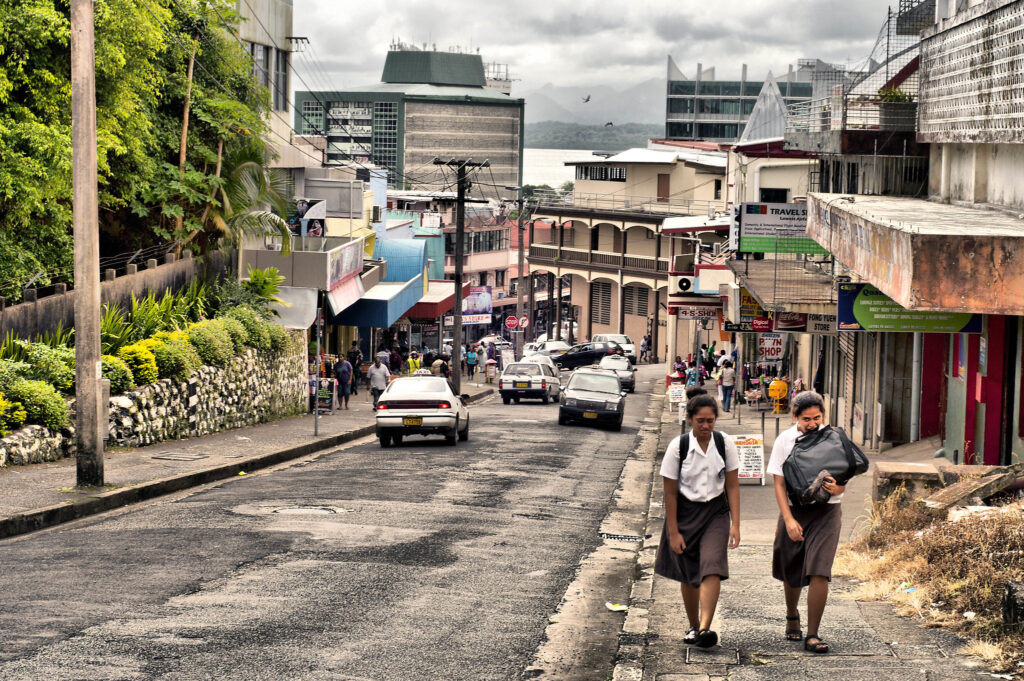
top-left (837, 283), bottom-right (982, 333)
top-left (738, 203), bottom-right (829, 255)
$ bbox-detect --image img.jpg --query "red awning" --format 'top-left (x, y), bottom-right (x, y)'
top-left (406, 280), bottom-right (470, 319)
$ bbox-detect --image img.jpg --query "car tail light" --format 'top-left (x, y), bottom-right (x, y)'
top-left (607, 349), bottom-right (615, 354)
top-left (376, 403), bottom-right (389, 410)
top-left (541, 380), bottom-right (546, 389)
top-left (437, 401), bottom-right (451, 409)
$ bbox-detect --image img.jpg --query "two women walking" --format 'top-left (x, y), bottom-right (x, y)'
top-left (655, 390), bottom-right (850, 654)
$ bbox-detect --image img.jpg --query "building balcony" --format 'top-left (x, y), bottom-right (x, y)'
top-left (785, 95), bottom-right (921, 155)
top-left (527, 244), bottom-right (670, 278)
top-left (534, 190), bottom-right (724, 220)
top-left (443, 249), bottom-right (514, 274)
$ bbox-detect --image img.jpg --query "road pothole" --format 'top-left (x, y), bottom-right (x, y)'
top-left (271, 506), bottom-right (339, 515)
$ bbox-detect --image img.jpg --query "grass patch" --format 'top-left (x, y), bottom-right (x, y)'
top-left (838, 485), bottom-right (1024, 672)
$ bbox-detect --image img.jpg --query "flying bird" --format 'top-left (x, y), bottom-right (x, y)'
top-left (604, 121), bottom-right (614, 127)
top-left (581, 95), bottom-right (591, 103)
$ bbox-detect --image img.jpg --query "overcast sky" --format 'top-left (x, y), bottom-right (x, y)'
top-left (292, 0), bottom-right (898, 94)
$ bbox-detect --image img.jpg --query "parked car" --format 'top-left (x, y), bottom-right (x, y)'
top-left (598, 354), bottom-right (636, 392)
top-left (374, 376), bottom-right (470, 447)
top-left (499, 362), bottom-right (560, 404)
top-left (557, 368), bottom-right (626, 430)
top-left (592, 334), bottom-right (636, 363)
top-left (476, 334), bottom-right (513, 350)
top-left (518, 353), bottom-right (559, 373)
top-left (528, 340), bottom-right (571, 358)
top-left (553, 341), bottom-right (625, 370)
top-left (523, 341), bottom-right (541, 355)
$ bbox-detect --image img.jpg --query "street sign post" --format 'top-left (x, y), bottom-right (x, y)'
top-left (505, 315), bottom-right (519, 330)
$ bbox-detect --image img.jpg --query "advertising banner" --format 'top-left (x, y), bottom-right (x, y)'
top-left (326, 238), bottom-right (364, 290)
top-left (837, 283), bottom-right (982, 333)
top-left (444, 314), bottom-right (492, 326)
top-left (723, 288), bottom-right (772, 332)
top-left (739, 203), bottom-right (828, 255)
top-left (463, 286), bottom-right (493, 315)
top-left (732, 434), bottom-right (765, 483)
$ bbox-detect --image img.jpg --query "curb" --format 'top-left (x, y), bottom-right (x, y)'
top-left (0, 388), bottom-right (494, 541)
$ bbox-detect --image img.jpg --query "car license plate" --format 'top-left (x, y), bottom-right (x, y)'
top-left (583, 411), bottom-right (598, 419)
top-left (402, 417), bottom-right (422, 426)
top-left (515, 381), bottom-right (529, 388)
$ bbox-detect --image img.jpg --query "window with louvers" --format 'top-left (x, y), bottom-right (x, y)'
top-left (622, 286), bottom-right (649, 317)
top-left (590, 282), bottom-right (611, 325)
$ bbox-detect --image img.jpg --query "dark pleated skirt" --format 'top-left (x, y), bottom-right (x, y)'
top-left (654, 492), bottom-right (730, 589)
top-left (772, 502), bottom-right (842, 588)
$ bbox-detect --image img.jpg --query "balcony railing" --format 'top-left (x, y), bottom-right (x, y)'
top-left (528, 244), bottom-right (669, 274)
top-left (786, 95), bottom-right (917, 134)
top-left (533, 189), bottom-right (724, 217)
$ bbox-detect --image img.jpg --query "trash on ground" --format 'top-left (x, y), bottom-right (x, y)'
top-left (963, 611), bottom-right (976, 620)
top-left (238, 471), bottom-right (247, 476)
top-left (605, 602), bottom-right (628, 612)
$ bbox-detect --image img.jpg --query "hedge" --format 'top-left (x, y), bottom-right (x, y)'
top-left (100, 355), bottom-right (135, 395)
top-left (153, 336), bottom-right (202, 382)
top-left (0, 360), bottom-right (30, 394)
top-left (224, 305), bottom-right (270, 352)
top-left (6, 379), bottom-right (69, 430)
top-left (0, 394), bottom-right (27, 437)
top-left (117, 343), bottom-right (159, 386)
top-left (22, 343), bottom-right (75, 393)
top-left (187, 320), bottom-right (233, 368)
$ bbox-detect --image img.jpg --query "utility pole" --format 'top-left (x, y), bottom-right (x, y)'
top-left (71, 0), bottom-right (104, 487)
top-left (435, 158), bottom-right (489, 393)
top-left (505, 185), bottom-right (526, 357)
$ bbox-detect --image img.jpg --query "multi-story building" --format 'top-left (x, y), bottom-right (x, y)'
top-left (665, 60), bottom-right (813, 142)
top-left (528, 147), bottom-right (729, 360)
top-left (798, 0), bottom-right (1024, 465)
top-left (294, 48), bottom-right (524, 192)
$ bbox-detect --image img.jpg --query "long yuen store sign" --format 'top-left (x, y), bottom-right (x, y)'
top-left (837, 283), bottom-right (982, 333)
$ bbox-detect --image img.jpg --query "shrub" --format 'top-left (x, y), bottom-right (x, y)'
top-left (6, 379), bottom-right (69, 430)
top-left (266, 322), bottom-right (290, 356)
top-left (224, 305), bottom-right (270, 351)
top-left (22, 342), bottom-right (76, 393)
top-left (218, 317), bottom-right (249, 353)
top-left (117, 343), bottom-right (159, 386)
top-left (100, 355), bottom-right (135, 394)
top-left (153, 337), bottom-right (201, 382)
top-left (187, 320), bottom-right (233, 368)
top-left (0, 394), bottom-right (27, 437)
top-left (0, 360), bottom-right (30, 393)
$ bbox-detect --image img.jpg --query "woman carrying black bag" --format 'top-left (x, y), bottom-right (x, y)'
top-left (766, 391), bottom-right (845, 654)
top-left (654, 394), bottom-right (741, 649)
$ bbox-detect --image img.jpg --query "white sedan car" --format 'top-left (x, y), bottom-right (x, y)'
top-left (530, 340), bottom-right (571, 358)
top-left (499, 362), bottom-right (561, 404)
top-left (374, 376), bottom-right (470, 447)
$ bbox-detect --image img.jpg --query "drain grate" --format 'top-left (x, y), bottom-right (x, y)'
top-left (152, 453), bottom-right (209, 461)
top-left (599, 532), bottom-right (645, 542)
top-left (271, 507), bottom-right (337, 515)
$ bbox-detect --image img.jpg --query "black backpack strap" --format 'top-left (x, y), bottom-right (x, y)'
top-left (712, 431), bottom-right (727, 477)
top-left (677, 433), bottom-right (689, 481)
top-left (834, 427), bottom-right (858, 485)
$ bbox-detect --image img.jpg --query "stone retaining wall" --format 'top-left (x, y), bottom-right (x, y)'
top-left (0, 336), bottom-right (306, 466)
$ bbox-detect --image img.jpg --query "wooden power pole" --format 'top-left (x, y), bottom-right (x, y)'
top-left (71, 0), bottom-right (105, 486)
top-left (434, 158), bottom-right (489, 394)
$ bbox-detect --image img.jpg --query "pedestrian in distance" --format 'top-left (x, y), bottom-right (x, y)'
top-left (389, 348), bottom-right (402, 374)
top-left (654, 394), bottom-right (741, 649)
top-left (685, 362), bottom-right (701, 388)
top-left (347, 341), bottom-right (363, 396)
top-left (716, 349), bottom-right (729, 368)
top-left (466, 346), bottom-right (478, 380)
top-left (333, 355), bottom-right (353, 410)
top-left (767, 391), bottom-right (845, 654)
top-left (672, 355), bottom-right (686, 374)
top-left (640, 336), bottom-right (648, 363)
top-left (406, 351), bottom-right (421, 376)
top-left (366, 356), bottom-right (390, 410)
top-left (720, 361), bottom-right (736, 413)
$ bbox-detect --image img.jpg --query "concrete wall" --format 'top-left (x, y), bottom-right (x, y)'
top-left (403, 100), bottom-right (522, 191)
top-left (987, 144), bottom-right (1024, 210)
top-left (0, 251), bottom-right (232, 342)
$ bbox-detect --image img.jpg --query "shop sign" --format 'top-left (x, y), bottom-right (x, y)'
top-left (676, 304), bottom-right (720, 320)
top-left (733, 434), bottom-right (765, 482)
top-left (758, 333), bottom-right (784, 362)
top-left (837, 283), bottom-right (982, 333)
top-left (739, 203), bottom-right (828, 255)
top-left (769, 312), bottom-right (836, 335)
top-left (444, 314), bottom-right (492, 326)
top-left (326, 237), bottom-right (364, 290)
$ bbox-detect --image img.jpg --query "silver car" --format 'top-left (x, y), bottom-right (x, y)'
top-left (592, 334), bottom-right (636, 364)
top-left (375, 376), bottom-right (470, 447)
top-left (499, 362), bottom-right (560, 404)
top-left (598, 354), bottom-right (636, 392)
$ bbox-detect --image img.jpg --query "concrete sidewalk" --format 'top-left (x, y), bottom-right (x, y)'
top-left (0, 381), bottom-right (493, 540)
top-left (612, 391), bottom-right (986, 680)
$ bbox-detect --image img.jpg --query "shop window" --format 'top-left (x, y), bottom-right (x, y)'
top-left (759, 187), bottom-right (789, 203)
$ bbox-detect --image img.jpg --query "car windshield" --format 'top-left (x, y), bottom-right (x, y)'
top-left (504, 364), bottom-right (541, 376)
top-left (600, 356), bottom-right (631, 370)
top-left (387, 378), bottom-right (450, 394)
top-left (599, 335), bottom-right (631, 345)
top-left (568, 373), bottom-right (620, 394)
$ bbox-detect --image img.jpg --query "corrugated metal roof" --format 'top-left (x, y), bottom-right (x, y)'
top-left (373, 238), bottom-right (428, 282)
top-left (382, 50), bottom-right (486, 87)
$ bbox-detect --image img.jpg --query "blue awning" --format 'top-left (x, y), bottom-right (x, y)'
top-left (329, 274), bottom-right (424, 328)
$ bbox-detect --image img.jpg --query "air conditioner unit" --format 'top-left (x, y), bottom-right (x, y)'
top-left (670, 275), bottom-right (696, 295)
top-left (267, 242), bottom-right (283, 252)
top-left (372, 205), bottom-right (382, 222)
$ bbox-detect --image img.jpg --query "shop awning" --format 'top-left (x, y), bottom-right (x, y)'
top-left (329, 274), bottom-right (424, 329)
top-left (326, 275), bottom-right (365, 316)
top-left (406, 280), bottom-right (469, 319)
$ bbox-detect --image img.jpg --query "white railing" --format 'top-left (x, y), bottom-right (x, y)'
top-left (533, 189), bottom-right (724, 217)
top-left (786, 96), bottom-right (917, 134)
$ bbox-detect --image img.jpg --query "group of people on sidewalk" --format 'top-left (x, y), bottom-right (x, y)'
top-left (655, 388), bottom-right (850, 654)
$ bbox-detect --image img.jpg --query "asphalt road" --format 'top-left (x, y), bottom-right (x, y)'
top-left (0, 368), bottom-right (661, 681)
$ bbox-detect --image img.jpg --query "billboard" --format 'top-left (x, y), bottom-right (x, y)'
top-left (288, 198), bottom-right (327, 237)
top-left (463, 286), bottom-right (493, 315)
top-left (739, 203), bottom-right (828, 255)
top-left (836, 283), bottom-right (982, 333)
top-left (326, 238), bottom-right (364, 290)
top-left (770, 312), bottom-right (838, 335)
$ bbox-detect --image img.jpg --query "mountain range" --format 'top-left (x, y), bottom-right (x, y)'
top-left (517, 78), bottom-right (665, 126)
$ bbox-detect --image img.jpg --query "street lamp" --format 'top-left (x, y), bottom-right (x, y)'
top-left (505, 185), bottom-right (526, 357)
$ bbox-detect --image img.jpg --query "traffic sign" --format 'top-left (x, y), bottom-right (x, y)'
top-left (518, 315), bottom-right (530, 329)
top-left (505, 315), bottom-right (519, 329)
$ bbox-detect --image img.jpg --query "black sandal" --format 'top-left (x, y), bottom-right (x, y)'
top-left (784, 615), bottom-right (802, 641)
top-left (804, 635), bottom-right (829, 654)
top-left (695, 629), bottom-right (718, 648)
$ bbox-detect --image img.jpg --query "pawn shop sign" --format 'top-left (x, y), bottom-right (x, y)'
top-left (505, 315), bottom-right (519, 329)
top-left (518, 315), bottom-right (530, 329)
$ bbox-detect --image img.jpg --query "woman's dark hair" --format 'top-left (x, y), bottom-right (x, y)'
top-left (688, 361), bottom-right (696, 368)
top-left (723, 360), bottom-right (733, 368)
top-left (791, 390), bottom-right (825, 416)
top-left (685, 385), bottom-right (707, 400)
top-left (686, 394), bottom-right (719, 419)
